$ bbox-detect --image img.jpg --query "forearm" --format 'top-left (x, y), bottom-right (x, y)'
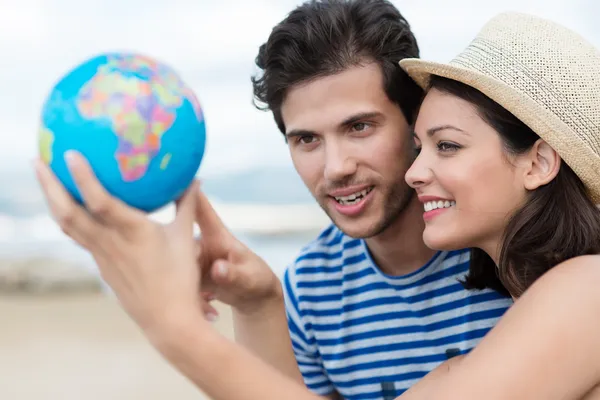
top-left (399, 356), bottom-right (464, 399)
top-left (232, 283), bottom-right (304, 384)
top-left (154, 317), bottom-right (322, 400)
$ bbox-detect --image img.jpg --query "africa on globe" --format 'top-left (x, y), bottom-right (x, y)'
top-left (38, 52), bottom-right (207, 212)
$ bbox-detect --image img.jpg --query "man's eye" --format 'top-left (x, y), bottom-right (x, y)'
top-left (352, 122), bottom-right (370, 132)
top-left (298, 135), bottom-right (315, 144)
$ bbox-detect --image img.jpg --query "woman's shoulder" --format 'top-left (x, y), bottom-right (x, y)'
top-left (540, 254), bottom-right (600, 287)
top-left (520, 254), bottom-right (600, 314)
top-left (555, 254), bottom-right (600, 268)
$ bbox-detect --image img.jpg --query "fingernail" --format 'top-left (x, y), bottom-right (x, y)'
top-left (206, 312), bottom-right (219, 322)
top-left (203, 292), bottom-right (216, 301)
top-left (64, 150), bottom-right (78, 166)
top-left (216, 262), bottom-right (228, 277)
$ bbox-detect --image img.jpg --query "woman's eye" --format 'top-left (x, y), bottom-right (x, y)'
top-left (437, 141), bottom-right (461, 152)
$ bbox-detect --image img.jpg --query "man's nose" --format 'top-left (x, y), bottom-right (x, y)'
top-left (323, 142), bottom-right (357, 182)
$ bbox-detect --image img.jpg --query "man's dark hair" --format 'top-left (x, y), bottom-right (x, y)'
top-left (251, 0), bottom-right (423, 134)
top-left (427, 75), bottom-right (600, 298)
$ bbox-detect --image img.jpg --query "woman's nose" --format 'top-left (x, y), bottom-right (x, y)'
top-left (405, 152), bottom-right (433, 189)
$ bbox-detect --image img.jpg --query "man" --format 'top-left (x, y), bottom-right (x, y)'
top-left (35, 1), bottom-right (512, 399)
top-left (202, 1), bottom-right (513, 399)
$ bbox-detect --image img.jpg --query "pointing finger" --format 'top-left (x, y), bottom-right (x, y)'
top-left (194, 187), bottom-right (231, 239)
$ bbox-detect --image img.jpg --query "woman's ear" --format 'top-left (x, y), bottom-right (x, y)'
top-left (523, 139), bottom-right (561, 190)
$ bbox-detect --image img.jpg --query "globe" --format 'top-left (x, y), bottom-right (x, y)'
top-left (38, 52), bottom-right (207, 213)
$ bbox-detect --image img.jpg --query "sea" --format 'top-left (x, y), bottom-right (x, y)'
top-left (0, 164), bottom-right (330, 283)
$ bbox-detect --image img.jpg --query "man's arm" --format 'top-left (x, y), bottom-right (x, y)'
top-left (231, 281), bottom-right (305, 384)
top-left (231, 288), bottom-right (341, 400)
top-left (228, 266), bottom-right (341, 399)
top-left (228, 284), bottom-right (339, 399)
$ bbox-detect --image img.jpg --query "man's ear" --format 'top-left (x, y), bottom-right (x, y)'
top-left (523, 139), bottom-right (561, 191)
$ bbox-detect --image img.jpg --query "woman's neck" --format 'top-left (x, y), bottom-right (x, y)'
top-left (478, 237), bottom-right (502, 267)
top-left (478, 239), bottom-right (519, 300)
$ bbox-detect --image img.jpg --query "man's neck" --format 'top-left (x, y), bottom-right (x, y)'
top-left (364, 195), bottom-right (437, 277)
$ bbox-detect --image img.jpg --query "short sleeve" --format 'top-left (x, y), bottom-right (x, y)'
top-left (282, 267), bottom-right (336, 396)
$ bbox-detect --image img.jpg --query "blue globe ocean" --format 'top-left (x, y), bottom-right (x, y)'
top-left (39, 52), bottom-right (207, 212)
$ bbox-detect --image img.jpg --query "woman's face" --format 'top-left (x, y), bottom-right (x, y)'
top-left (405, 89), bottom-right (531, 258)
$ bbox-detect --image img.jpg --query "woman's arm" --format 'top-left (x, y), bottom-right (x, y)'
top-left (152, 315), bottom-right (324, 400)
top-left (400, 255), bottom-right (600, 400)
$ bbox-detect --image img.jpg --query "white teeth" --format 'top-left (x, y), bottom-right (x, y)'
top-left (334, 188), bottom-right (372, 206)
top-left (424, 200), bottom-right (455, 212)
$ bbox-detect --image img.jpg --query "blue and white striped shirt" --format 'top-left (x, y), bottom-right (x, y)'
top-left (283, 224), bottom-right (513, 400)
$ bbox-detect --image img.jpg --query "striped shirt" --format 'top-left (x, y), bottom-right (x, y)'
top-left (283, 224), bottom-right (513, 400)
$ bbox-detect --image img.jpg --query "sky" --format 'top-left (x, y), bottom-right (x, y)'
top-left (0, 0), bottom-right (597, 179)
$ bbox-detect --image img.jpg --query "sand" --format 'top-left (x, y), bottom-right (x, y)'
top-left (0, 293), bottom-right (234, 400)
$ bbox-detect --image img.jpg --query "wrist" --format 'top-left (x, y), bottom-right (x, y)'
top-left (234, 280), bottom-right (285, 317)
top-left (146, 309), bottom-right (211, 354)
top-left (148, 314), bottom-right (228, 386)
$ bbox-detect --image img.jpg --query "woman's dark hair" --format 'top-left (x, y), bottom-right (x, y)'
top-left (251, 0), bottom-right (423, 134)
top-left (427, 75), bottom-right (600, 298)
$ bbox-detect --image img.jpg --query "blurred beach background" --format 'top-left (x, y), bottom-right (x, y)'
top-left (0, 0), bottom-right (597, 398)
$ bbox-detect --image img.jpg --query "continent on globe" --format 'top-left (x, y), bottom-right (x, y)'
top-left (39, 127), bottom-right (54, 164)
top-left (76, 54), bottom-right (204, 182)
top-left (160, 153), bottom-right (172, 170)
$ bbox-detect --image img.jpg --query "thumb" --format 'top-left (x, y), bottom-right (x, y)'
top-left (210, 241), bottom-right (254, 287)
top-left (211, 258), bottom-right (237, 287)
top-left (173, 179), bottom-right (200, 234)
top-left (210, 242), bottom-right (249, 286)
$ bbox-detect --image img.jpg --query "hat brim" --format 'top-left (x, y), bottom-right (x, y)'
top-left (400, 58), bottom-right (505, 92)
top-left (400, 58), bottom-right (461, 89)
top-left (399, 58), bottom-right (600, 204)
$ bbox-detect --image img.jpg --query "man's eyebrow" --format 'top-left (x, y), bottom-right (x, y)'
top-left (339, 111), bottom-right (384, 128)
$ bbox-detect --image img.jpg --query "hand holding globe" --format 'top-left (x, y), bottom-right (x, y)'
top-left (38, 52), bottom-right (207, 212)
top-left (33, 52), bottom-right (218, 333)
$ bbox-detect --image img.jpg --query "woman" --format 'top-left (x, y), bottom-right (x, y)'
top-left (395, 11), bottom-right (600, 399)
top-left (370, 12), bottom-right (600, 399)
top-left (35, 11), bottom-right (600, 400)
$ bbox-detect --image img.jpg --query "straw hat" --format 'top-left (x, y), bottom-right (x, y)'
top-left (399, 12), bottom-right (600, 203)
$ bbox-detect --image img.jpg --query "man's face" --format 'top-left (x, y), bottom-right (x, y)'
top-left (281, 63), bottom-right (416, 238)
